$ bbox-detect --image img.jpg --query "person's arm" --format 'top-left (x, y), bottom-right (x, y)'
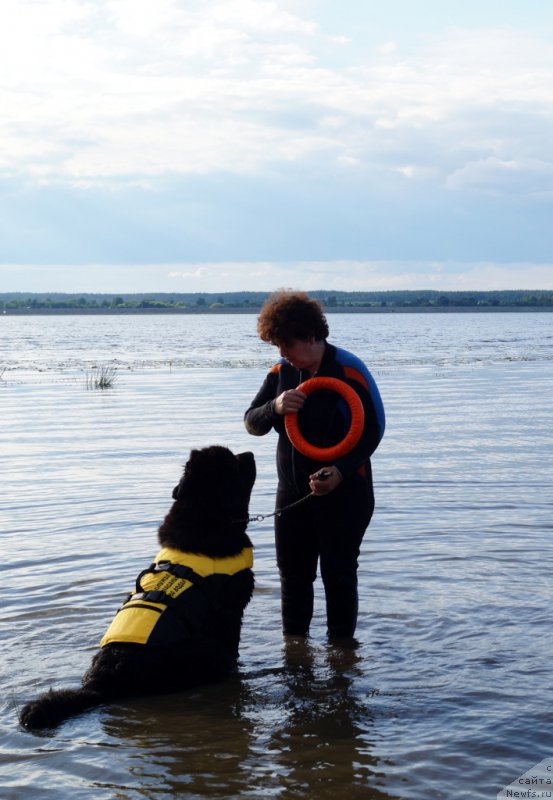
top-left (244, 373), bottom-right (279, 436)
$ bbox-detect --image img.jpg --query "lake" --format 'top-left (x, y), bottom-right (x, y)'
top-left (1, 311), bottom-right (552, 800)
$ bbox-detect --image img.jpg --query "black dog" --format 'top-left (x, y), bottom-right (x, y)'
top-left (20, 446), bottom-right (256, 730)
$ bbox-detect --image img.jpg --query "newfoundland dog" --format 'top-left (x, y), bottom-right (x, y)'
top-left (20, 446), bottom-right (256, 730)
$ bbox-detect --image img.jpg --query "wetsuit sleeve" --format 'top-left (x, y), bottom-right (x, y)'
top-left (244, 372), bottom-right (279, 436)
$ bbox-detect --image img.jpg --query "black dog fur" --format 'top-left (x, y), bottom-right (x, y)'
top-left (20, 446), bottom-right (256, 730)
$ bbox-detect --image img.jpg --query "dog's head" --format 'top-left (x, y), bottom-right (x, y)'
top-left (159, 446), bottom-right (256, 554)
top-left (172, 446), bottom-right (256, 517)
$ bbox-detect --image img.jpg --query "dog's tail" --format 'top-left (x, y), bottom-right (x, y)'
top-left (19, 687), bottom-right (105, 730)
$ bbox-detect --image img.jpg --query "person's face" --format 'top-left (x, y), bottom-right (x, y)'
top-left (275, 337), bottom-right (321, 372)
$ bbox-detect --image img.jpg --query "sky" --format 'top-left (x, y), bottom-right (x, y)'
top-left (1, 0), bottom-right (553, 293)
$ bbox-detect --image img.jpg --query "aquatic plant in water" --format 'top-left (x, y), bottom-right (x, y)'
top-left (86, 364), bottom-right (117, 390)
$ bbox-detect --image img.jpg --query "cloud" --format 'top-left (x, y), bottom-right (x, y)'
top-left (1, 2), bottom-right (553, 198)
top-left (446, 157), bottom-right (553, 197)
top-left (162, 259), bottom-right (553, 293)
top-left (1, 2), bottom-right (553, 286)
top-left (208, 0), bottom-right (318, 35)
top-left (2, 259), bottom-right (552, 293)
top-left (168, 266), bottom-right (211, 279)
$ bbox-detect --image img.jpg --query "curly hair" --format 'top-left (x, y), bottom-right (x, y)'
top-left (257, 290), bottom-right (329, 344)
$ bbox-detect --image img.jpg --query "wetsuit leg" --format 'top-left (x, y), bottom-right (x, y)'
top-left (275, 490), bottom-right (318, 636)
top-left (316, 477), bottom-right (374, 638)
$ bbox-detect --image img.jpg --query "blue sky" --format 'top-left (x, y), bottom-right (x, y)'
top-left (1, 0), bottom-right (553, 293)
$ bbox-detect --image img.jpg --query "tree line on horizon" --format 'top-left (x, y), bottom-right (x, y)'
top-left (1, 289), bottom-right (552, 311)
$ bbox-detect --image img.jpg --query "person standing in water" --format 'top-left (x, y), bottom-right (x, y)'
top-left (244, 291), bottom-right (385, 642)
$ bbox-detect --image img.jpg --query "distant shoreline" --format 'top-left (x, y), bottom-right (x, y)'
top-left (3, 289), bottom-right (552, 315)
top-left (2, 306), bottom-right (552, 316)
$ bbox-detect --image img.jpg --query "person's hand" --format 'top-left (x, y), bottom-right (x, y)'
top-left (309, 466), bottom-right (342, 495)
top-left (274, 388), bottom-right (306, 415)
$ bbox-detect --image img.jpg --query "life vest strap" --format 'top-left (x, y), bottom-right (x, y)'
top-left (129, 561), bottom-right (206, 608)
top-left (125, 600), bottom-right (164, 614)
top-left (130, 588), bottom-right (190, 606)
top-left (156, 561), bottom-right (205, 584)
top-left (134, 561), bottom-right (205, 595)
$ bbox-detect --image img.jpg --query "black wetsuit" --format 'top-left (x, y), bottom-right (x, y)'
top-left (244, 342), bottom-right (385, 638)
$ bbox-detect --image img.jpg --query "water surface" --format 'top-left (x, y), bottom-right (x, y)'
top-left (1, 312), bottom-right (552, 800)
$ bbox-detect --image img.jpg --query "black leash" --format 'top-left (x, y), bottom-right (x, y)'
top-left (244, 491), bottom-right (314, 524)
top-left (236, 469), bottom-right (333, 525)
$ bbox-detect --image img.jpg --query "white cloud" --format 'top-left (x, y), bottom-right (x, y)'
top-left (168, 266), bottom-right (212, 279)
top-left (1, 2), bottom-right (552, 193)
top-left (439, 263), bottom-right (553, 291)
top-left (105, 0), bottom-right (178, 38)
top-left (446, 157), bottom-right (553, 196)
top-left (162, 260), bottom-right (553, 292)
top-left (2, 260), bottom-right (552, 292)
top-left (209, 0), bottom-right (318, 35)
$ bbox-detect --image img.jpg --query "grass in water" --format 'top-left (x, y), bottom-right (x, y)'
top-left (86, 365), bottom-right (117, 390)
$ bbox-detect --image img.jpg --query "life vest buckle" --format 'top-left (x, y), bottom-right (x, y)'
top-left (142, 590), bottom-right (167, 604)
top-left (156, 562), bottom-right (204, 584)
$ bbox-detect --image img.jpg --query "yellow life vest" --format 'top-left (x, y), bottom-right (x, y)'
top-left (100, 547), bottom-right (253, 648)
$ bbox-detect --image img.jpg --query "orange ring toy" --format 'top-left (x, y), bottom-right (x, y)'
top-left (284, 377), bottom-right (365, 461)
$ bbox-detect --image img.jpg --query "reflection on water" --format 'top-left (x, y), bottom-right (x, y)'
top-left (243, 639), bottom-right (388, 800)
top-left (2, 312), bottom-right (553, 799)
top-left (91, 641), bottom-right (393, 800)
